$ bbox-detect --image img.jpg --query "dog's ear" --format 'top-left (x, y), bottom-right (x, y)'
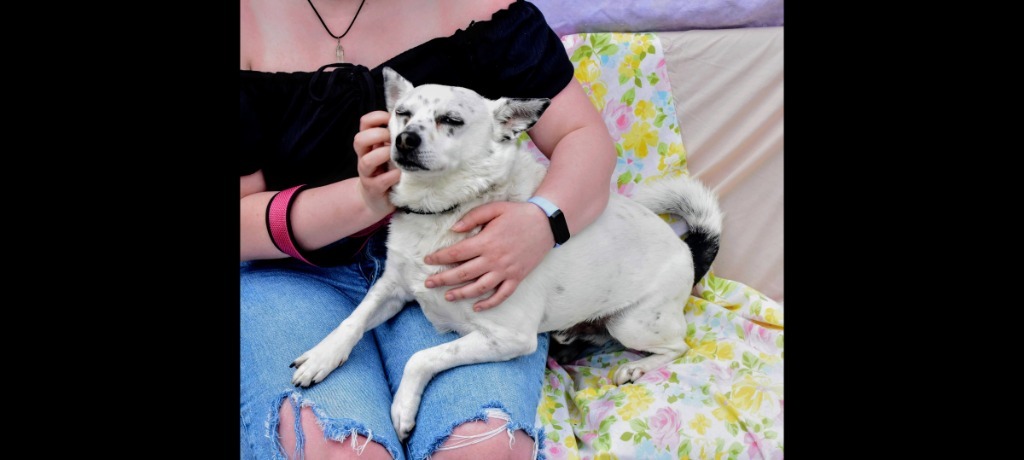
top-left (383, 67), bottom-right (414, 112)
top-left (491, 98), bottom-right (551, 142)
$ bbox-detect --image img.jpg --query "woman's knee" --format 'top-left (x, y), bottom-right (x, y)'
top-left (430, 417), bottom-right (536, 460)
top-left (277, 400), bottom-right (392, 460)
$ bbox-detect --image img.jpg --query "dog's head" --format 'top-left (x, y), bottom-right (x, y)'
top-left (382, 67), bottom-right (550, 175)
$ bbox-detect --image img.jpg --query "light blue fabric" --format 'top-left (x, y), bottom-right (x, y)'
top-left (240, 231), bottom-right (549, 459)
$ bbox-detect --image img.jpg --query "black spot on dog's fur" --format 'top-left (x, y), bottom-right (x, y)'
top-left (555, 285), bottom-right (565, 294)
top-left (686, 230), bottom-right (720, 286)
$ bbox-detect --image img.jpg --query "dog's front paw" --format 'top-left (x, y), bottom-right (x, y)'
top-left (391, 387), bottom-right (421, 441)
top-left (290, 333), bottom-right (355, 388)
top-left (613, 363), bottom-right (647, 385)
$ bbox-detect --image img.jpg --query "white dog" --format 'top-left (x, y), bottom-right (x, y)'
top-left (290, 68), bottom-right (724, 440)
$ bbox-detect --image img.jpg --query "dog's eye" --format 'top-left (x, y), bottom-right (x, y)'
top-left (437, 114), bottom-right (464, 126)
top-left (395, 109), bottom-right (411, 118)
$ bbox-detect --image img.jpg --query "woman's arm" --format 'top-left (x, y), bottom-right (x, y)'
top-left (423, 79), bottom-right (616, 310)
top-left (240, 112), bottom-right (401, 262)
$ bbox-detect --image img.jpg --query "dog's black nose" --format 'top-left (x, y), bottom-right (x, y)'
top-left (396, 131), bottom-right (421, 154)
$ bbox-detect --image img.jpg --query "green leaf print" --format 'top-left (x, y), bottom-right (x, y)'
top-left (599, 415), bottom-right (619, 434)
top-left (618, 73), bottom-right (630, 85)
top-left (735, 324), bottom-right (746, 339)
top-left (742, 351), bottom-right (761, 369)
top-left (591, 33), bottom-right (610, 49)
top-left (614, 142), bottom-right (624, 157)
top-left (648, 44), bottom-right (656, 54)
top-left (669, 372), bottom-right (679, 384)
top-left (594, 433), bottom-right (611, 452)
top-left (629, 418), bottom-right (649, 432)
top-left (570, 46), bottom-right (590, 63)
top-left (668, 395), bottom-right (678, 403)
top-left (686, 322), bottom-right (696, 339)
top-left (634, 76), bottom-right (643, 87)
top-left (621, 87), bottom-right (636, 106)
top-left (765, 430), bottom-right (778, 439)
top-left (648, 73), bottom-right (660, 86)
top-left (729, 442), bottom-right (744, 455)
top-left (654, 113), bottom-right (668, 128)
top-left (598, 44), bottom-right (618, 56)
top-left (621, 432), bottom-right (633, 441)
top-left (678, 438), bottom-right (692, 457)
top-left (657, 142), bottom-right (668, 156)
top-left (617, 170), bottom-right (633, 187)
top-left (726, 422), bottom-right (738, 436)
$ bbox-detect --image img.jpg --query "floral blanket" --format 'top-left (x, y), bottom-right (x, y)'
top-left (529, 33), bottom-right (785, 460)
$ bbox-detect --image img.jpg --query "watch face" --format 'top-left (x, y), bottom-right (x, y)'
top-left (550, 209), bottom-right (570, 245)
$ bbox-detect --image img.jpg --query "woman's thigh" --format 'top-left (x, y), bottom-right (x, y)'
top-left (240, 259), bottom-right (404, 459)
top-left (373, 304), bottom-right (550, 460)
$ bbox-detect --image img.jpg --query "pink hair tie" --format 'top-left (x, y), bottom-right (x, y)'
top-left (265, 185), bottom-right (316, 265)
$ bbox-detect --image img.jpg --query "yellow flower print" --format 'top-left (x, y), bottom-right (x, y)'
top-left (538, 395), bottom-right (558, 424)
top-left (594, 453), bottom-right (619, 460)
top-left (715, 342), bottom-right (734, 360)
top-left (622, 121), bottom-right (658, 158)
top-left (630, 35), bottom-right (653, 56)
top-left (633, 100), bottom-right (656, 120)
top-left (764, 307), bottom-right (782, 326)
top-left (689, 413), bottom-right (712, 435)
top-left (730, 375), bottom-right (782, 416)
top-left (575, 57), bottom-right (601, 84)
top-left (587, 82), bottom-right (608, 112)
top-left (617, 385), bottom-right (654, 419)
top-left (693, 340), bottom-right (717, 360)
top-left (711, 393), bottom-right (740, 423)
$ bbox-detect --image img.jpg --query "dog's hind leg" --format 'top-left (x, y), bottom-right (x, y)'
top-left (390, 327), bottom-right (538, 441)
top-left (291, 272), bottom-right (412, 388)
top-left (606, 293), bottom-right (691, 385)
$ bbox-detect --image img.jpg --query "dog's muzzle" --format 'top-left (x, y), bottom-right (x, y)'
top-left (394, 131), bottom-right (427, 170)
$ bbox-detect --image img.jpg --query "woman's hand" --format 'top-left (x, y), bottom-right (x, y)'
top-left (424, 201), bottom-right (554, 311)
top-left (353, 111), bottom-right (401, 215)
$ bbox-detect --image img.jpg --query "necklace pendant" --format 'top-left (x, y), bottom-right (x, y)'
top-left (336, 41), bottom-right (345, 63)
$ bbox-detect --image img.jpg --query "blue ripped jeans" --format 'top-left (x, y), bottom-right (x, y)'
top-left (240, 231), bottom-right (549, 460)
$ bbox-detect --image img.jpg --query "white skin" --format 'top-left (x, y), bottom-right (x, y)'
top-left (241, 0), bottom-right (615, 457)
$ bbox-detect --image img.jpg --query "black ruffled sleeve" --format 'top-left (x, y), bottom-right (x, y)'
top-left (378, 1), bottom-right (573, 102)
top-left (460, 1), bottom-right (574, 100)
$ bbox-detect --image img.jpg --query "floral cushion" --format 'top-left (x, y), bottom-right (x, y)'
top-left (533, 33), bottom-right (785, 460)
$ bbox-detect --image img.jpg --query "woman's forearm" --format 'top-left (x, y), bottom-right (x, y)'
top-left (240, 176), bottom-right (389, 262)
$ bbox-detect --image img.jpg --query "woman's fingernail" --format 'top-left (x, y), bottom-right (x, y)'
top-left (425, 280), bottom-right (435, 288)
top-left (453, 220), bottom-right (465, 230)
top-left (446, 293), bottom-right (455, 301)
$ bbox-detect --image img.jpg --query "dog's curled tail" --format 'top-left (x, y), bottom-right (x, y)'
top-left (631, 175), bottom-right (724, 286)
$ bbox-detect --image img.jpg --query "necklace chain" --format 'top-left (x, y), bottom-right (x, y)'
top-left (306, 0), bottom-right (367, 62)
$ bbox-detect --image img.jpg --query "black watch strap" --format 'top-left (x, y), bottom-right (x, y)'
top-left (528, 196), bottom-right (570, 247)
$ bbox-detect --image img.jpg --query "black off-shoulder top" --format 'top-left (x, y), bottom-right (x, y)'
top-left (240, 0), bottom-right (573, 265)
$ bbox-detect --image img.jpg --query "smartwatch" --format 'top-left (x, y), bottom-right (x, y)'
top-left (527, 196), bottom-right (570, 247)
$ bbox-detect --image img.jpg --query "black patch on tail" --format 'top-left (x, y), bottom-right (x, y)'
top-left (686, 229), bottom-right (720, 286)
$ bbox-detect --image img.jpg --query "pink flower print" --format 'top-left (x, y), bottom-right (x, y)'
top-left (544, 440), bottom-right (567, 460)
top-left (549, 374), bottom-right (562, 390)
top-left (603, 101), bottom-right (633, 138)
top-left (638, 367), bottom-right (671, 384)
top-left (586, 398), bottom-right (616, 430)
top-left (649, 407), bottom-right (682, 449)
top-left (744, 322), bottom-right (778, 354)
top-left (655, 58), bottom-right (669, 83)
